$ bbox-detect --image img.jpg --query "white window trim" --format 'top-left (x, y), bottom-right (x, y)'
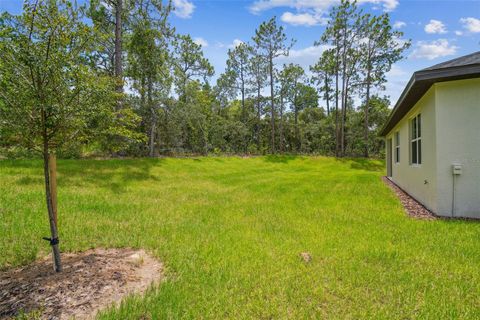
top-left (394, 131), bottom-right (400, 164)
top-left (410, 114), bottom-right (422, 166)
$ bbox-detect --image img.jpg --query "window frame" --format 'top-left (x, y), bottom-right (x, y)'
top-left (410, 114), bottom-right (422, 165)
top-left (394, 131), bottom-right (400, 164)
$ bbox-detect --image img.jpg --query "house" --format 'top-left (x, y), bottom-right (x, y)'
top-left (380, 52), bottom-right (480, 219)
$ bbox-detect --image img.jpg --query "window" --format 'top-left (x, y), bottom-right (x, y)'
top-left (410, 114), bottom-right (421, 165)
top-left (394, 131), bottom-right (400, 163)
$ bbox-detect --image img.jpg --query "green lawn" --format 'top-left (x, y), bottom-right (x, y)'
top-left (1, 156), bottom-right (479, 319)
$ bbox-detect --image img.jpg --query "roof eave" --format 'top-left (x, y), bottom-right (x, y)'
top-left (380, 64), bottom-right (480, 137)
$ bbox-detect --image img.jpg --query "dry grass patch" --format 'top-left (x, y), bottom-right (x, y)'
top-left (0, 248), bottom-right (162, 319)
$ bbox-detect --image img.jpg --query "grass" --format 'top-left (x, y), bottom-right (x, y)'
top-left (0, 156), bottom-right (479, 319)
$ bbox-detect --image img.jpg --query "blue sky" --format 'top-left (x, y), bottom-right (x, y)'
top-left (1, 0), bottom-right (479, 105)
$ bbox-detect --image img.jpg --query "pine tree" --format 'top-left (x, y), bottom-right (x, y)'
top-left (252, 17), bottom-right (294, 154)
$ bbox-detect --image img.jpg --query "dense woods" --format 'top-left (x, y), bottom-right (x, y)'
top-left (0, 0), bottom-right (410, 160)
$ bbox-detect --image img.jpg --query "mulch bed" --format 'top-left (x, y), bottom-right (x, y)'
top-left (382, 176), bottom-right (437, 220)
top-left (0, 248), bottom-right (163, 320)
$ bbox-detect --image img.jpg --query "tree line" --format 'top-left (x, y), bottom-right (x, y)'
top-left (0, 0), bottom-right (411, 160)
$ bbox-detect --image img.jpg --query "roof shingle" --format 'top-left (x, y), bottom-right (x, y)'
top-left (421, 51), bottom-right (480, 71)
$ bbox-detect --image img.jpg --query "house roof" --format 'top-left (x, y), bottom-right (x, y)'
top-left (380, 51), bottom-right (480, 136)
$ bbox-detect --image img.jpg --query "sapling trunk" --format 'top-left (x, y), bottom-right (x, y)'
top-left (42, 145), bottom-right (62, 272)
top-left (48, 154), bottom-right (58, 227)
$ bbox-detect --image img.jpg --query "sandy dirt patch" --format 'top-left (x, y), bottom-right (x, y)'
top-left (0, 248), bottom-right (163, 319)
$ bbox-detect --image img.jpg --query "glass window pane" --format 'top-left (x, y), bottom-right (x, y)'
top-left (412, 118), bottom-right (416, 139)
top-left (417, 114), bottom-right (421, 138)
top-left (418, 139), bottom-right (422, 164)
top-left (412, 141), bottom-right (417, 164)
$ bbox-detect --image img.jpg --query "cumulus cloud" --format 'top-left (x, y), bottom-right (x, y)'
top-left (216, 39), bottom-right (245, 49)
top-left (278, 45), bottom-right (332, 70)
top-left (357, 0), bottom-right (398, 12)
top-left (393, 21), bottom-right (406, 29)
top-left (193, 37), bottom-right (208, 47)
top-left (173, 0), bottom-right (195, 19)
top-left (250, 0), bottom-right (398, 13)
top-left (249, 0), bottom-right (398, 26)
top-left (281, 12), bottom-right (324, 26)
top-left (424, 19), bottom-right (447, 34)
top-left (383, 63), bottom-right (413, 103)
top-left (386, 64), bottom-right (407, 77)
top-left (287, 45), bottom-right (330, 59)
top-left (410, 39), bottom-right (458, 60)
top-left (249, 0), bottom-right (333, 19)
top-left (455, 30), bottom-right (463, 36)
top-left (460, 17), bottom-right (480, 33)
top-left (230, 39), bottom-right (245, 48)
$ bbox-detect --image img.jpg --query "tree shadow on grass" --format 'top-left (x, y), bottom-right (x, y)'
top-left (263, 154), bottom-right (300, 164)
top-left (338, 158), bottom-right (385, 172)
top-left (16, 176), bottom-right (45, 185)
top-left (0, 159), bottom-right (43, 169)
top-left (60, 159), bottom-right (164, 193)
top-left (10, 158), bottom-right (164, 194)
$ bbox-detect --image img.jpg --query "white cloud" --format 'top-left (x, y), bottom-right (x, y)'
top-left (231, 39), bottom-right (244, 48)
top-left (393, 21), bottom-right (406, 29)
top-left (455, 30), bottom-right (463, 36)
top-left (392, 35), bottom-right (409, 50)
top-left (281, 11), bottom-right (325, 26)
top-left (194, 37), bottom-right (208, 47)
top-left (460, 17), bottom-right (480, 33)
top-left (384, 78), bottom-right (408, 104)
top-left (216, 39), bottom-right (245, 49)
top-left (249, 0), bottom-right (399, 26)
top-left (386, 64), bottom-right (407, 77)
top-left (410, 39), bottom-right (458, 60)
top-left (249, 0), bottom-right (399, 13)
top-left (424, 19), bottom-right (447, 34)
top-left (287, 45), bottom-right (331, 59)
top-left (278, 45), bottom-right (332, 70)
top-left (357, 0), bottom-right (398, 12)
top-left (173, 0), bottom-right (195, 19)
top-left (249, 0), bottom-right (322, 14)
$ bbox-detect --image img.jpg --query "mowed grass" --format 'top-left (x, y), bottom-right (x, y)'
top-left (0, 156), bottom-right (479, 319)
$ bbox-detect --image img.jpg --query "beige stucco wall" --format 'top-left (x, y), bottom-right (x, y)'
top-left (435, 78), bottom-right (480, 218)
top-left (386, 87), bottom-right (438, 213)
